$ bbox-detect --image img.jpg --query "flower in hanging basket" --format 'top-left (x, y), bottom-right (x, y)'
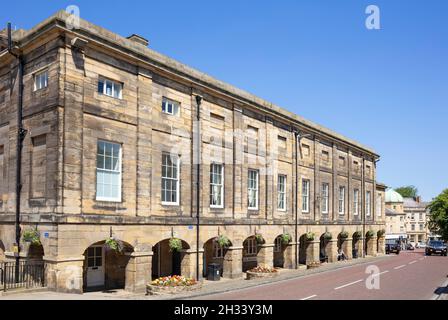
top-left (281, 233), bottom-right (292, 244)
top-left (323, 232), bottom-right (332, 240)
top-left (339, 231), bottom-right (349, 239)
top-left (22, 229), bottom-right (41, 245)
top-left (151, 275), bottom-right (197, 287)
top-left (305, 232), bottom-right (315, 241)
top-left (105, 237), bottom-right (123, 252)
top-left (169, 238), bottom-right (183, 252)
top-left (216, 235), bottom-right (231, 248)
top-left (366, 230), bottom-right (375, 238)
top-left (255, 234), bottom-right (265, 244)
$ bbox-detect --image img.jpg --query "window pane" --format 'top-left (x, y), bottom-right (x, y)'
top-left (98, 79), bottom-right (104, 93)
top-left (106, 81), bottom-right (113, 96)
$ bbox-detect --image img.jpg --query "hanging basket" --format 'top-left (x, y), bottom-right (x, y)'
top-left (339, 231), bottom-right (349, 239)
top-left (216, 235), bottom-right (231, 248)
top-left (169, 238), bottom-right (183, 252)
top-left (255, 234), bottom-right (265, 244)
top-left (323, 232), bottom-right (332, 240)
top-left (280, 233), bottom-right (292, 244)
top-left (305, 232), bottom-right (315, 241)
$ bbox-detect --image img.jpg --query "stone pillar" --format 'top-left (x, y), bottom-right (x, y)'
top-left (366, 237), bottom-right (377, 256)
top-left (342, 238), bottom-right (353, 260)
top-left (377, 237), bottom-right (385, 255)
top-left (223, 246), bottom-right (243, 279)
top-left (327, 240), bottom-right (338, 263)
top-left (257, 244), bottom-right (274, 268)
top-left (307, 240), bottom-right (320, 264)
top-left (125, 251), bottom-right (152, 293)
top-left (283, 242), bottom-right (295, 269)
top-left (181, 249), bottom-right (204, 280)
top-left (354, 238), bottom-right (364, 258)
top-left (44, 256), bottom-right (84, 294)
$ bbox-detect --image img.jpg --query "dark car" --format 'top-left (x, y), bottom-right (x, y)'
top-left (425, 240), bottom-right (447, 256)
top-left (385, 239), bottom-right (400, 254)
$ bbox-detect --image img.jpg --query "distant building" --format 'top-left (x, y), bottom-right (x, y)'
top-left (385, 190), bottom-right (407, 242)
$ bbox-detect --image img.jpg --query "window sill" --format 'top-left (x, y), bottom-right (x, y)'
top-left (96, 198), bottom-right (122, 203)
top-left (162, 202), bottom-right (180, 206)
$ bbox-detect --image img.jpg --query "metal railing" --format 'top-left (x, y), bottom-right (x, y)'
top-left (0, 260), bottom-right (46, 292)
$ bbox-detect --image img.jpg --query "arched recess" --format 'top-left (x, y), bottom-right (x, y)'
top-left (319, 233), bottom-right (332, 263)
top-left (298, 234), bottom-right (310, 265)
top-left (273, 235), bottom-right (288, 268)
top-left (151, 238), bottom-right (190, 279)
top-left (242, 236), bottom-right (260, 272)
top-left (203, 237), bottom-right (233, 277)
top-left (82, 240), bottom-right (134, 292)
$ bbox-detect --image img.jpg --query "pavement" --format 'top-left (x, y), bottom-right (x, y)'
top-left (1, 249), bottom-right (446, 300)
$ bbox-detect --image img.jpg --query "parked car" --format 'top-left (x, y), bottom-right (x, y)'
top-left (406, 243), bottom-right (414, 250)
top-left (385, 239), bottom-right (401, 254)
top-left (425, 240), bottom-right (447, 256)
top-left (416, 242), bottom-right (426, 248)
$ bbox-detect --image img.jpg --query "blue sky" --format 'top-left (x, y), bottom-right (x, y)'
top-left (2, 1), bottom-right (447, 201)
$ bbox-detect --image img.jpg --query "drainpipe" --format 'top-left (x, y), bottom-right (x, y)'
top-left (7, 22), bottom-right (26, 271)
top-left (294, 130), bottom-right (298, 268)
top-left (362, 157), bottom-right (366, 258)
top-left (195, 95), bottom-right (202, 280)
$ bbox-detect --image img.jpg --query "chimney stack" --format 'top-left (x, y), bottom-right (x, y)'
top-left (127, 34), bottom-right (149, 47)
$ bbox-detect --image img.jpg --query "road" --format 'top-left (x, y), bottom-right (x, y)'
top-left (191, 249), bottom-right (448, 300)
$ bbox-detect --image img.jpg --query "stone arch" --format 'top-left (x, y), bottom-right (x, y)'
top-left (273, 235), bottom-right (287, 268)
top-left (0, 239), bottom-right (6, 261)
top-left (151, 238), bottom-right (191, 279)
top-left (242, 236), bottom-right (261, 272)
top-left (365, 230), bottom-right (377, 256)
top-left (203, 236), bottom-right (233, 278)
top-left (352, 232), bottom-right (363, 259)
top-left (27, 243), bottom-right (45, 261)
top-left (82, 239), bottom-right (134, 292)
top-left (319, 233), bottom-right (332, 263)
top-left (298, 234), bottom-right (309, 265)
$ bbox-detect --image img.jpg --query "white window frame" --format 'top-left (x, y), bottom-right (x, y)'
top-left (210, 163), bottom-right (224, 208)
top-left (277, 174), bottom-right (287, 211)
top-left (248, 169), bottom-right (259, 210)
top-left (354, 189), bottom-right (360, 215)
top-left (338, 186), bottom-right (345, 215)
top-left (98, 77), bottom-right (123, 99)
top-left (96, 140), bottom-right (122, 202)
top-left (321, 183), bottom-right (329, 214)
top-left (302, 179), bottom-right (310, 213)
top-left (162, 97), bottom-right (180, 116)
top-left (245, 237), bottom-right (257, 255)
top-left (34, 70), bottom-right (48, 91)
top-left (161, 153), bottom-right (180, 206)
top-left (366, 191), bottom-right (371, 216)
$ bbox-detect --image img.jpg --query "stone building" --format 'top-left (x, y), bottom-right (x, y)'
top-left (0, 11), bottom-right (385, 293)
top-left (385, 190), bottom-right (407, 242)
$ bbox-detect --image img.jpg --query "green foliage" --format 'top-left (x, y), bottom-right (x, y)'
top-left (323, 232), bottom-right (332, 240)
top-left (169, 238), bottom-right (183, 252)
top-left (255, 234), bottom-right (265, 244)
top-left (353, 231), bottom-right (363, 239)
top-left (105, 237), bottom-right (123, 252)
top-left (280, 233), bottom-right (292, 244)
top-left (305, 232), bottom-right (315, 241)
top-left (366, 230), bottom-right (375, 238)
top-left (339, 231), bottom-right (349, 239)
top-left (427, 189), bottom-right (448, 241)
top-left (216, 235), bottom-right (231, 248)
top-left (395, 186), bottom-right (418, 198)
top-left (377, 229), bottom-right (386, 238)
top-left (22, 229), bottom-right (41, 245)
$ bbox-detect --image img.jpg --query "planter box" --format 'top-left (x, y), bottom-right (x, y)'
top-left (146, 282), bottom-right (202, 295)
top-left (307, 264), bottom-right (321, 270)
top-left (246, 271), bottom-right (279, 280)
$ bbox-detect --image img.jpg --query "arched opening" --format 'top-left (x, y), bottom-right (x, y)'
top-left (0, 240), bottom-right (6, 261)
top-left (273, 235), bottom-right (287, 268)
top-left (298, 234), bottom-right (309, 265)
top-left (82, 240), bottom-right (134, 292)
top-left (352, 234), bottom-right (360, 259)
top-left (203, 237), bottom-right (233, 278)
top-left (27, 243), bottom-right (44, 262)
top-left (319, 233), bottom-right (331, 263)
top-left (151, 238), bottom-right (190, 279)
top-left (242, 236), bottom-right (260, 272)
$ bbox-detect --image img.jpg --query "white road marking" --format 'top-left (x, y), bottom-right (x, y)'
top-left (301, 294), bottom-right (317, 300)
top-left (394, 265), bottom-right (406, 270)
top-left (409, 260), bottom-right (417, 265)
top-left (372, 270), bottom-right (389, 277)
top-left (334, 279), bottom-right (363, 290)
top-left (419, 257), bottom-right (424, 261)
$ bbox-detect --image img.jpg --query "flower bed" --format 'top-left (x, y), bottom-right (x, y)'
top-left (307, 261), bottom-right (321, 269)
top-left (147, 276), bottom-right (202, 295)
top-left (246, 266), bottom-right (279, 280)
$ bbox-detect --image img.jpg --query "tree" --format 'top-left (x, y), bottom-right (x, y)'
top-left (395, 185), bottom-right (418, 198)
top-left (427, 189), bottom-right (448, 241)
